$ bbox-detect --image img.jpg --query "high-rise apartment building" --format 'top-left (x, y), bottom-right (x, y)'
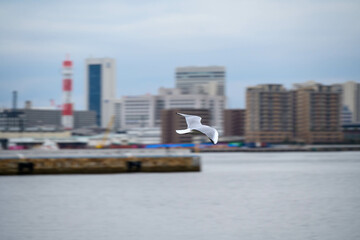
top-left (245, 82), bottom-right (344, 144)
top-left (245, 84), bottom-right (295, 143)
top-left (294, 82), bottom-right (343, 143)
top-left (223, 109), bottom-right (245, 136)
top-left (161, 109), bottom-right (210, 144)
top-left (175, 66), bottom-right (225, 96)
top-left (85, 58), bottom-right (116, 127)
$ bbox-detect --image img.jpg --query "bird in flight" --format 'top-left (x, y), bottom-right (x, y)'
top-left (176, 112), bottom-right (219, 144)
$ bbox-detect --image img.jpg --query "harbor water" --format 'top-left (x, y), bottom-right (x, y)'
top-left (1, 152), bottom-right (360, 240)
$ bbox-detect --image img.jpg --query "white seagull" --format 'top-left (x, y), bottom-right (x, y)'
top-left (176, 112), bottom-right (219, 144)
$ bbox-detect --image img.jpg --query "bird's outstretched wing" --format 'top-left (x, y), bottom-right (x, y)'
top-left (177, 113), bottom-right (202, 129)
top-left (193, 125), bottom-right (219, 144)
top-left (176, 129), bottom-right (192, 134)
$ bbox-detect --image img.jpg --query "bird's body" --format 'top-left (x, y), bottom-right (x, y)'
top-left (176, 113), bottom-right (219, 144)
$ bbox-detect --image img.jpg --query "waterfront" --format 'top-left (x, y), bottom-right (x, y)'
top-left (0, 152), bottom-right (360, 240)
top-left (0, 149), bottom-right (200, 175)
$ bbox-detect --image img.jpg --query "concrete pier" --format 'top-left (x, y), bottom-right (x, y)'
top-left (0, 149), bottom-right (201, 175)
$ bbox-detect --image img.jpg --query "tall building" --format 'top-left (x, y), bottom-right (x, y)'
top-left (245, 84), bottom-right (295, 143)
top-left (85, 58), bottom-right (116, 127)
top-left (341, 81), bottom-right (360, 123)
top-left (245, 82), bottom-right (344, 144)
top-left (175, 66), bottom-right (225, 96)
top-left (223, 109), bottom-right (245, 136)
top-left (294, 82), bottom-right (343, 143)
top-left (161, 109), bottom-right (210, 144)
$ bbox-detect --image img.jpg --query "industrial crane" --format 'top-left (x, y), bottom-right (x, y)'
top-left (95, 115), bottom-right (115, 149)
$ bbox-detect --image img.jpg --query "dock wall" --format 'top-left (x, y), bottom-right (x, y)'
top-left (0, 150), bottom-right (200, 175)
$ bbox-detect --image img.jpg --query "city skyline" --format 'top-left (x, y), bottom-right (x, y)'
top-left (0, 0), bottom-right (359, 109)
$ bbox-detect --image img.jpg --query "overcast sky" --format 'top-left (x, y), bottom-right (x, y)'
top-left (0, 0), bottom-right (359, 109)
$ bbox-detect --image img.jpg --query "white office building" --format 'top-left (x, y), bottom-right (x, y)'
top-left (175, 66), bottom-right (225, 96)
top-left (85, 58), bottom-right (116, 128)
top-left (112, 95), bottom-right (156, 130)
top-left (113, 87), bottom-right (225, 131)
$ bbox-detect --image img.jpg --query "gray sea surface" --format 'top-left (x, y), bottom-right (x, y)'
top-left (1, 152), bottom-right (360, 240)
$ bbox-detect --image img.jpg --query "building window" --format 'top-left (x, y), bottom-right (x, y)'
top-left (88, 64), bottom-right (101, 126)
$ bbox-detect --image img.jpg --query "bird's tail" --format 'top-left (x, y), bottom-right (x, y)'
top-left (176, 129), bottom-right (192, 134)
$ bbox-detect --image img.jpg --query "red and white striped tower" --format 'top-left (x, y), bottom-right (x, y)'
top-left (62, 57), bottom-right (73, 130)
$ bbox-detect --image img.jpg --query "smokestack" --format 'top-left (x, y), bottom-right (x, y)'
top-left (12, 91), bottom-right (17, 110)
top-left (61, 56), bottom-right (74, 130)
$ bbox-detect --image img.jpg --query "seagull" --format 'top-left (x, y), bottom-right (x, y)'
top-left (176, 112), bottom-right (219, 144)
